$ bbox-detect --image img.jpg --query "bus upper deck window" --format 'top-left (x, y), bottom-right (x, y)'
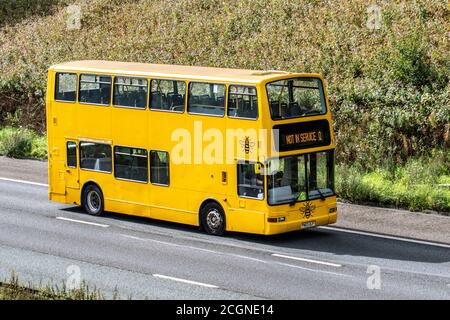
top-left (55, 73), bottom-right (77, 102)
top-left (228, 85), bottom-right (258, 119)
top-left (150, 79), bottom-right (186, 113)
top-left (113, 77), bottom-right (148, 109)
top-left (188, 82), bottom-right (226, 116)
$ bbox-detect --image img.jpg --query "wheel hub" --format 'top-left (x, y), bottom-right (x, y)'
top-left (206, 209), bottom-right (222, 230)
top-left (87, 190), bottom-right (101, 214)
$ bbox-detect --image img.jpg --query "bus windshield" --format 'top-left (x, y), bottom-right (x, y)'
top-left (267, 151), bottom-right (334, 205)
top-left (266, 77), bottom-right (326, 120)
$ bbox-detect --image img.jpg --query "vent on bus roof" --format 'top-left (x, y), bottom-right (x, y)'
top-left (251, 70), bottom-right (290, 76)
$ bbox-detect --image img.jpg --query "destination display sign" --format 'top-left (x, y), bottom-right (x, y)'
top-left (273, 120), bottom-right (331, 151)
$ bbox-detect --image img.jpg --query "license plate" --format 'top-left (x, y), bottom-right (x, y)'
top-left (301, 221), bottom-right (316, 229)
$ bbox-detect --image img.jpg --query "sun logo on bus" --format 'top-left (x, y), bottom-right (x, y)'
top-left (300, 201), bottom-right (315, 219)
top-left (239, 136), bottom-right (255, 154)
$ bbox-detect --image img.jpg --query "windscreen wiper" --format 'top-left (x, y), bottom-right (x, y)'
top-left (316, 189), bottom-right (326, 201)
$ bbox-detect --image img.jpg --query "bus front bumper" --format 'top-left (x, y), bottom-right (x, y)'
top-left (264, 208), bottom-right (337, 235)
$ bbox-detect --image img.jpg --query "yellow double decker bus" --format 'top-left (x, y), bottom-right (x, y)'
top-left (46, 60), bottom-right (337, 236)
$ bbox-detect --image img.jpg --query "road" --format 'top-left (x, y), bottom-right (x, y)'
top-left (0, 175), bottom-right (449, 299)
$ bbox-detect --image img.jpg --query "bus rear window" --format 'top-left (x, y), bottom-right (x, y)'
top-left (266, 77), bottom-right (326, 120)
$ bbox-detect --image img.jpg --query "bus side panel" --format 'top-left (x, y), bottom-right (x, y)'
top-left (107, 180), bottom-right (150, 218)
top-left (109, 106), bottom-right (150, 218)
top-left (78, 104), bottom-right (111, 141)
top-left (46, 71), bottom-right (67, 202)
top-left (224, 162), bottom-right (266, 234)
top-left (148, 110), bottom-right (192, 224)
top-left (78, 170), bottom-right (115, 211)
top-left (223, 101), bottom-right (267, 234)
top-left (46, 69), bottom-right (55, 200)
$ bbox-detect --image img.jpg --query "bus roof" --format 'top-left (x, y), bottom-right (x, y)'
top-left (50, 60), bottom-right (320, 84)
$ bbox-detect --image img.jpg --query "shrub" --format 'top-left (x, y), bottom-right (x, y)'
top-left (336, 152), bottom-right (450, 213)
top-left (0, 127), bottom-right (47, 159)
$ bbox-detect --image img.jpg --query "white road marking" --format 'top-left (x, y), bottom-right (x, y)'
top-left (153, 274), bottom-right (218, 288)
top-left (0, 177), bottom-right (48, 187)
top-left (274, 262), bottom-right (350, 277)
top-left (121, 234), bottom-right (268, 263)
top-left (319, 226), bottom-right (450, 249)
top-left (272, 253), bottom-right (342, 267)
top-left (120, 234), bottom-right (218, 254)
top-left (56, 217), bottom-right (109, 228)
top-left (120, 234), bottom-right (350, 277)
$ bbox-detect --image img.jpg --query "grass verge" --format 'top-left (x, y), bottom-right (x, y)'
top-left (336, 152), bottom-right (450, 213)
top-left (0, 273), bottom-right (108, 300)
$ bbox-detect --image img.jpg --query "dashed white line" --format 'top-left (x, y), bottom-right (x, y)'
top-left (153, 274), bottom-right (218, 289)
top-left (272, 253), bottom-right (342, 267)
top-left (120, 234), bottom-right (218, 254)
top-left (274, 262), bottom-right (350, 277)
top-left (120, 233), bottom-right (350, 277)
top-left (0, 177), bottom-right (48, 187)
top-left (56, 217), bottom-right (109, 228)
top-left (319, 226), bottom-right (450, 249)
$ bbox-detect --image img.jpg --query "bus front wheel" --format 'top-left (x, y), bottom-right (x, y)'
top-left (82, 184), bottom-right (104, 216)
top-left (201, 202), bottom-right (226, 236)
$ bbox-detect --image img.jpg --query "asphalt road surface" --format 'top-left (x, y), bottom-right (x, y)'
top-left (0, 177), bottom-right (449, 299)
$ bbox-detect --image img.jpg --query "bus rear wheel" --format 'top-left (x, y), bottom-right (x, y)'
top-left (82, 184), bottom-right (104, 216)
top-left (201, 202), bottom-right (226, 236)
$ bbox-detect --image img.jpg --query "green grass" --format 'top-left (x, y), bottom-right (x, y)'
top-left (0, 127), bottom-right (47, 159)
top-left (0, 273), bottom-right (109, 300)
top-left (336, 151), bottom-right (450, 213)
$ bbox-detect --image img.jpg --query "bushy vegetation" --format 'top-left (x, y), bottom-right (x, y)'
top-left (0, 0), bottom-right (448, 211)
top-left (0, 127), bottom-right (47, 159)
top-left (337, 151), bottom-right (450, 213)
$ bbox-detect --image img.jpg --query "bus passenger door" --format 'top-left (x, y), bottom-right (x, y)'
top-left (65, 140), bottom-right (80, 192)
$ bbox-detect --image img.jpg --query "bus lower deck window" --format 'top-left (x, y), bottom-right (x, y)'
top-left (80, 142), bottom-right (112, 173)
top-left (114, 146), bottom-right (148, 182)
top-left (150, 150), bottom-right (170, 185)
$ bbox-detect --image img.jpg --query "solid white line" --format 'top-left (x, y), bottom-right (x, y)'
top-left (319, 226), bottom-right (450, 249)
top-left (0, 177), bottom-right (48, 187)
top-left (153, 274), bottom-right (218, 289)
top-left (56, 217), bottom-right (109, 228)
top-left (272, 253), bottom-right (342, 267)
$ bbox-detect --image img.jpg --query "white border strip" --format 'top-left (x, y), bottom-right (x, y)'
top-left (56, 216), bottom-right (109, 228)
top-left (153, 274), bottom-right (218, 288)
top-left (320, 226), bottom-right (450, 249)
top-left (272, 253), bottom-right (342, 267)
top-left (0, 177), bottom-right (48, 187)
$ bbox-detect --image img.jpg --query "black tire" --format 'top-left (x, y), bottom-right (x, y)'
top-left (82, 184), bottom-right (104, 216)
top-left (201, 202), bottom-right (226, 236)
